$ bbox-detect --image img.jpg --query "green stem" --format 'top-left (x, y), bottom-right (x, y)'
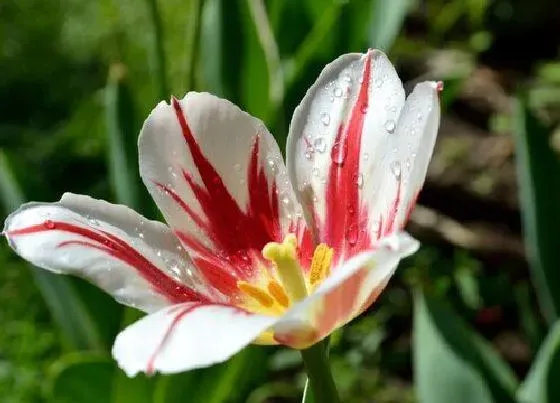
top-left (300, 339), bottom-right (340, 403)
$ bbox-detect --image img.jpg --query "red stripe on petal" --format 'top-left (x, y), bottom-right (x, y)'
top-left (146, 302), bottom-right (203, 375)
top-left (324, 51), bottom-right (374, 260)
top-left (383, 177), bottom-right (402, 236)
top-left (8, 221), bottom-right (209, 304)
top-left (146, 302), bottom-right (250, 375)
top-left (171, 98), bottom-right (282, 281)
top-left (155, 182), bottom-right (208, 232)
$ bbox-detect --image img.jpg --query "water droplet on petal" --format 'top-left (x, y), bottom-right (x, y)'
top-left (363, 153), bottom-right (369, 161)
top-left (355, 173), bottom-right (364, 188)
top-left (44, 220), bottom-right (55, 229)
top-left (405, 158), bottom-right (411, 172)
top-left (267, 158), bottom-right (275, 167)
top-left (282, 197), bottom-right (290, 205)
top-left (156, 250), bottom-right (162, 257)
top-left (312, 167), bottom-right (320, 177)
top-left (234, 163), bottom-right (241, 171)
top-left (313, 137), bottom-right (327, 153)
top-left (333, 87), bottom-right (343, 97)
top-left (331, 141), bottom-right (347, 166)
top-left (346, 223), bottom-right (358, 246)
top-left (360, 104), bottom-right (368, 114)
top-left (374, 78), bottom-right (383, 88)
top-left (385, 119), bottom-right (396, 134)
top-left (343, 74), bottom-right (352, 83)
top-left (390, 161), bottom-right (402, 178)
top-left (320, 112), bottom-right (331, 126)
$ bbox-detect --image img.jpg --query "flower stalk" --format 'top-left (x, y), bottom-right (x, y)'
top-left (300, 339), bottom-right (340, 403)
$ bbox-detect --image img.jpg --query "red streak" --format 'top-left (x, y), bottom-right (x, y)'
top-left (169, 98), bottom-right (282, 287)
top-left (146, 302), bottom-right (203, 375)
top-left (323, 51), bottom-right (374, 260)
top-left (145, 302), bottom-right (250, 375)
top-left (8, 221), bottom-right (209, 304)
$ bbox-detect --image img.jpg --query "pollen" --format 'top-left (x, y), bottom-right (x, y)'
top-left (237, 281), bottom-right (274, 308)
top-left (268, 280), bottom-right (290, 308)
top-left (309, 243), bottom-right (334, 288)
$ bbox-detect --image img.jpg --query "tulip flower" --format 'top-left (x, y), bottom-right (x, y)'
top-left (3, 49), bottom-right (440, 401)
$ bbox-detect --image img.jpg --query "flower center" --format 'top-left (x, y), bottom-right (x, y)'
top-left (236, 234), bottom-right (334, 316)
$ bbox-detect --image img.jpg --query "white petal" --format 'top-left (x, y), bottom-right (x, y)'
top-left (391, 81), bottom-right (441, 226)
top-left (3, 193), bottom-right (211, 312)
top-left (272, 232), bottom-right (419, 348)
top-left (112, 302), bottom-right (276, 376)
top-left (286, 50), bottom-right (407, 256)
top-left (138, 92), bottom-right (303, 295)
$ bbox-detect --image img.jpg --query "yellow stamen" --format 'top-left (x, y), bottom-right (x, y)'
top-left (263, 234), bottom-right (308, 302)
top-left (309, 243), bottom-right (334, 287)
top-left (237, 281), bottom-right (274, 307)
top-left (268, 280), bottom-right (290, 308)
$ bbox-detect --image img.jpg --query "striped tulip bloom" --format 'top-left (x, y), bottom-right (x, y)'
top-left (3, 50), bottom-right (441, 376)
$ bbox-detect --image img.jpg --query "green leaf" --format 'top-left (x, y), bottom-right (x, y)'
top-left (47, 353), bottom-right (153, 403)
top-left (144, 0), bottom-right (169, 99)
top-left (0, 152), bottom-right (107, 351)
top-left (513, 96), bottom-right (560, 323)
top-left (154, 346), bottom-right (269, 403)
top-left (47, 354), bottom-right (114, 403)
top-left (518, 320), bottom-right (560, 403)
top-left (105, 65), bottom-right (142, 210)
top-left (414, 291), bottom-right (518, 403)
top-left (369, 0), bottom-right (410, 51)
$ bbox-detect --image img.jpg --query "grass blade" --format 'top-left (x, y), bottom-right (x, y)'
top-left (369, 0), bottom-right (410, 51)
top-left (414, 290), bottom-right (518, 403)
top-left (513, 96), bottom-right (560, 323)
top-left (0, 152), bottom-right (106, 350)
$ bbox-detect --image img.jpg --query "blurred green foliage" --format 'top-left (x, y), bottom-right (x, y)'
top-left (1, 0), bottom-right (559, 402)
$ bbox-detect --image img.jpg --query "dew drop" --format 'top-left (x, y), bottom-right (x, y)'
top-left (320, 112), bottom-right (331, 126)
top-left (234, 163), bottom-right (241, 172)
top-left (313, 137), bottom-right (327, 153)
top-left (374, 78), bottom-right (383, 88)
top-left (44, 220), bottom-right (55, 229)
top-left (346, 224), bottom-right (359, 246)
top-left (167, 166), bottom-right (173, 173)
top-left (360, 104), bottom-right (368, 114)
top-left (343, 74), bottom-right (352, 83)
top-left (363, 153), bottom-right (369, 161)
top-left (330, 141), bottom-right (347, 166)
top-left (390, 161), bottom-right (402, 178)
top-left (405, 158), bottom-right (411, 172)
top-left (156, 250), bottom-right (162, 257)
top-left (312, 167), bottom-right (320, 177)
top-left (333, 87), bottom-right (343, 97)
top-left (384, 119), bottom-right (396, 134)
top-left (267, 158), bottom-right (275, 167)
top-left (355, 173), bottom-right (364, 188)
top-left (282, 197), bottom-right (290, 205)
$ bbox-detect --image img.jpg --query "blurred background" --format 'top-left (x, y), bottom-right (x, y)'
top-left (1, 0), bottom-right (560, 402)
